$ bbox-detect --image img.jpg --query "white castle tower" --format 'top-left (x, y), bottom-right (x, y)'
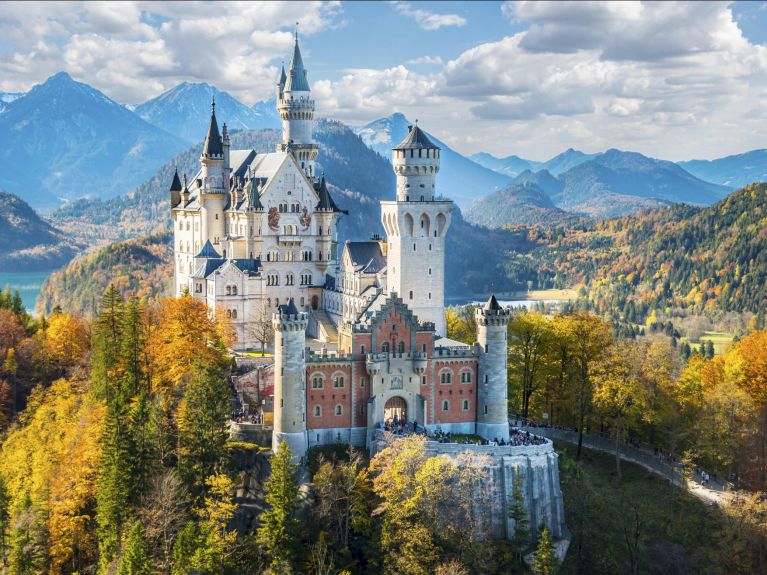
top-left (476, 295), bottom-right (511, 441)
top-left (199, 100), bottom-right (230, 250)
top-left (276, 32), bottom-right (319, 179)
top-left (272, 299), bottom-right (309, 458)
top-left (380, 124), bottom-right (453, 335)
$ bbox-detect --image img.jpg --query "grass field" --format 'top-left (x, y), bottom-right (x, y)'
top-left (524, 288), bottom-right (578, 301)
top-left (243, 351), bottom-right (274, 358)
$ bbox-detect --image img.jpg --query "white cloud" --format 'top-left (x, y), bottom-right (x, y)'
top-left (0, 1), bottom-right (343, 104)
top-left (391, 1), bottom-right (467, 31)
top-left (406, 55), bottom-right (444, 65)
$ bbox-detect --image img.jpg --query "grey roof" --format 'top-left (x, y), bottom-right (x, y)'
top-left (278, 297), bottom-right (300, 316)
top-left (277, 63), bottom-right (287, 87)
top-left (231, 258), bottom-right (261, 276)
top-left (203, 103), bottom-right (223, 157)
top-left (346, 241), bottom-right (386, 274)
top-left (192, 258), bottom-right (225, 279)
top-left (284, 38), bottom-right (310, 92)
top-left (392, 125), bottom-right (439, 151)
top-left (170, 169), bottom-right (182, 191)
top-left (315, 175), bottom-right (345, 212)
top-left (484, 294), bottom-right (502, 311)
top-left (196, 240), bottom-right (221, 259)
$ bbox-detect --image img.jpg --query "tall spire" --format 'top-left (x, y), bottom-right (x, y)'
top-left (202, 98), bottom-right (223, 157)
top-left (284, 26), bottom-right (310, 92)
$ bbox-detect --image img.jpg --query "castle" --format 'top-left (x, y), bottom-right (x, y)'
top-left (170, 35), bottom-right (511, 456)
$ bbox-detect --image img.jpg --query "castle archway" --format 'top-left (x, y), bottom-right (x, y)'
top-left (384, 396), bottom-right (407, 424)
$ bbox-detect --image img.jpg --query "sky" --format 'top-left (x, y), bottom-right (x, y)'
top-left (0, 1), bottom-right (766, 161)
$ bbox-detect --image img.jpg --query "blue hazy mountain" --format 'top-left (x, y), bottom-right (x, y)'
top-left (0, 72), bottom-right (187, 210)
top-left (353, 113), bottom-right (511, 207)
top-left (135, 82), bottom-right (281, 142)
top-left (511, 169), bottom-right (564, 198)
top-left (469, 152), bottom-right (540, 177)
top-left (678, 149), bottom-right (767, 189)
top-left (538, 148), bottom-right (597, 176)
top-left (552, 149), bottom-right (731, 217)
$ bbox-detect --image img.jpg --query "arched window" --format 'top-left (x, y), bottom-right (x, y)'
top-left (226, 286), bottom-right (231, 295)
top-left (333, 374), bottom-right (345, 388)
top-left (311, 375), bottom-right (324, 389)
top-left (398, 341), bottom-right (405, 354)
top-left (232, 285), bottom-right (237, 295)
top-left (314, 405), bottom-right (322, 417)
top-left (460, 370), bottom-right (472, 383)
top-left (442, 400), bottom-right (450, 411)
top-left (231, 309), bottom-right (237, 319)
top-left (335, 404), bottom-right (343, 416)
top-left (440, 370), bottom-right (452, 384)
top-left (360, 345), bottom-right (366, 356)
top-left (462, 399), bottom-right (470, 411)
top-left (381, 342), bottom-right (390, 353)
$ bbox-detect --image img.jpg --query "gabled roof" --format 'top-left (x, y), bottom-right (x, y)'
top-left (231, 258), bottom-right (261, 276)
top-left (345, 241), bottom-right (386, 274)
top-left (169, 169), bottom-right (182, 191)
top-left (392, 124), bottom-right (439, 151)
top-left (192, 258), bottom-right (226, 279)
top-left (284, 38), bottom-right (310, 92)
top-left (196, 240), bottom-right (221, 259)
top-left (203, 102), bottom-right (223, 157)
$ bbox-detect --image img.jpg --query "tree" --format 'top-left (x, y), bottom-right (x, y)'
top-left (140, 470), bottom-right (190, 572)
top-left (177, 363), bottom-right (232, 497)
top-left (508, 474), bottom-right (530, 562)
top-left (187, 475), bottom-right (238, 574)
top-left (508, 310), bottom-right (552, 418)
top-left (533, 527), bottom-right (558, 575)
top-left (249, 300), bottom-right (275, 355)
top-left (566, 313), bottom-right (613, 459)
top-left (91, 285), bottom-right (125, 401)
top-left (258, 441), bottom-right (300, 569)
top-left (117, 520), bottom-right (151, 575)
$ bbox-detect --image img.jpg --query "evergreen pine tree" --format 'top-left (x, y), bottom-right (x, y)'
top-left (508, 474), bottom-right (529, 563)
top-left (257, 441), bottom-right (300, 569)
top-left (533, 526), bottom-right (558, 575)
top-left (705, 340), bottom-right (715, 359)
top-left (127, 391), bottom-right (156, 505)
top-left (117, 520), bottom-right (151, 575)
top-left (8, 493), bottom-right (47, 575)
top-left (91, 285), bottom-right (125, 401)
top-left (177, 363), bottom-right (232, 497)
top-left (171, 521), bottom-right (199, 575)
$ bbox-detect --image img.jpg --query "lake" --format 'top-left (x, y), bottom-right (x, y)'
top-left (0, 271), bottom-right (51, 313)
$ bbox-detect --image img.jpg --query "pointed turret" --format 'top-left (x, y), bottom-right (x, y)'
top-left (315, 174), bottom-right (342, 212)
top-left (181, 173), bottom-right (190, 205)
top-left (484, 294), bottom-right (502, 312)
top-left (247, 177), bottom-right (263, 210)
top-left (276, 62), bottom-right (287, 99)
top-left (202, 99), bottom-right (223, 158)
top-left (169, 168), bottom-right (182, 208)
top-left (284, 33), bottom-right (310, 93)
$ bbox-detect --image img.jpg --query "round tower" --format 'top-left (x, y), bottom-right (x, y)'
top-left (272, 298), bottom-right (309, 459)
top-left (476, 295), bottom-right (510, 441)
top-left (199, 100), bottom-right (228, 249)
top-left (392, 123), bottom-right (440, 201)
top-left (381, 123), bottom-right (452, 336)
top-left (276, 33), bottom-right (318, 178)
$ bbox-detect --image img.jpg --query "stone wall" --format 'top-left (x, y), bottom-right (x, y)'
top-left (372, 432), bottom-right (568, 542)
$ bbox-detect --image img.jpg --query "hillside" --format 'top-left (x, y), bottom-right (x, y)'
top-left (354, 113), bottom-right (511, 207)
top-left (679, 149), bottom-right (767, 189)
top-left (36, 232), bottom-right (173, 316)
top-left (0, 190), bottom-right (81, 271)
top-left (465, 181), bottom-right (583, 228)
top-left (0, 73), bottom-right (187, 210)
top-left (532, 182), bottom-right (767, 319)
top-left (135, 83), bottom-right (280, 142)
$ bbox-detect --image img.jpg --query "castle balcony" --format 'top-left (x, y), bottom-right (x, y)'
top-left (366, 351), bottom-right (428, 375)
top-left (277, 234), bottom-right (302, 246)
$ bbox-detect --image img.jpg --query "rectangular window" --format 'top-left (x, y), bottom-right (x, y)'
top-left (360, 377), bottom-right (366, 388)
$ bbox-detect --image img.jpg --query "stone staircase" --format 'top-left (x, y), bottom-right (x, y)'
top-left (312, 309), bottom-right (338, 343)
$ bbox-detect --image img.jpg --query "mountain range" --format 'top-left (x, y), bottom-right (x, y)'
top-left (679, 149), bottom-right (767, 190)
top-left (0, 73), bottom-right (188, 210)
top-left (467, 148), bottom-right (733, 226)
top-left (135, 82), bottom-right (280, 143)
top-left (353, 113), bottom-right (511, 207)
